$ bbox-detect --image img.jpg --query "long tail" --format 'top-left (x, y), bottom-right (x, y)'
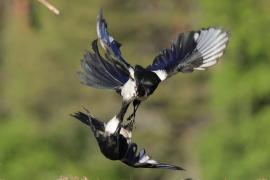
top-left (71, 110), bottom-right (105, 132)
top-left (71, 111), bottom-right (91, 126)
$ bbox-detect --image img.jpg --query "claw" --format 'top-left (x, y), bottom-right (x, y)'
top-left (124, 119), bottom-right (135, 131)
top-left (127, 113), bottom-right (134, 121)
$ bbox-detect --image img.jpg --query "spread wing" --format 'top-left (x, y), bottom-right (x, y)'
top-left (79, 40), bottom-right (129, 90)
top-left (122, 143), bottom-right (184, 170)
top-left (97, 10), bottom-right (133, 74)
top-left (147, 28), bottom-right (229, 81)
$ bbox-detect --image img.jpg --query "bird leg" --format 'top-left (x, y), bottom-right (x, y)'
top-left (114, 100), bottom-right (131, 135)
top-left (127, 100), bottom-right (141, 121)
top-left (127, 105), bottom-right (136, 121)
top-left (125, 100), bottom-right (141, 131)
top-left (123, 118), bottom-right (135, 132)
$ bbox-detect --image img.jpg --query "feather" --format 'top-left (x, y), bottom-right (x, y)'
top-left (79, 40), bottom-right (129, 90)
top-left (147, 28), bottom-right (229, 81)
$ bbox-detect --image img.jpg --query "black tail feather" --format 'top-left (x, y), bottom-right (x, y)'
top-left (71, 111), bottom-right (91, 126)
top-left (71, 110), bottom-right (105, 132)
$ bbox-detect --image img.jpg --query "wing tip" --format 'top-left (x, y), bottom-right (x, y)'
top-left (199, 26), bottom-right (230, 42)
top-left (195, 26), bottom-right (229, 70)
top-left (176, 166), bottom-right (185, 171)
top-left (97, 8), bottom-right (104, 21)
top-left (157, 163), bottom-right (185, 171)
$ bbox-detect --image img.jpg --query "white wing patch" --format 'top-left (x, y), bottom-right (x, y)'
top-left (128, 67), bottom-right (135, 79)
top-left (194, 28), bottom-right (229, 70)
top-left (153, 70), bottom-right (168, 81)
top-left (138, 149), bottom-right (158, 164)
top-left (194, 32), bottom-right (199, 41)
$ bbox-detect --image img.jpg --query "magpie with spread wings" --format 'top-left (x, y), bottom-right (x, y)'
top-left (71, 109), bottom-right (184, 170)
top-left (79, 10), bottom-right (229, 124)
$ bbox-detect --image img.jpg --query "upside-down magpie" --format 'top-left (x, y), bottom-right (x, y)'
top-left (71, 109), bottom-right (184, 170)
top-left (79, 10), bottom-right (229, 124)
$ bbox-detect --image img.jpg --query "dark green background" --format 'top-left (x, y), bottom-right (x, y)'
top-left (0, 0), bottom-right (269, 179)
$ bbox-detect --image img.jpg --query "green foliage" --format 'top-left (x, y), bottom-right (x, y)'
top-left (0, 0), bottom-right (200, 179)
top-left (198, 0), bottom-right (270, 179)
top-left (1, 0), bottom-right (268, 179)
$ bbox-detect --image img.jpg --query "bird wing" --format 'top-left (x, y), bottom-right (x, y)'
top-left (122, 143), bottom-right (184, 170)
top-left (96, 10), bottom-right (133, 74)
top-left (79, 39), bottom-right (129, 90)
top-left (147, 28), bottom-right (229, 81)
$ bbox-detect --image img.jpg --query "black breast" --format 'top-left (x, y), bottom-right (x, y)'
top-left (134, 65), bottom-right (161, 97)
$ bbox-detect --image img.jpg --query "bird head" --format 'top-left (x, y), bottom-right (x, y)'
top-left (134, 65), bottom-right (161, 97)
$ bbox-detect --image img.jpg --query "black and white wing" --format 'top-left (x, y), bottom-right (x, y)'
top-left (122, 143), bottom-right (184, 170)
top-left (97, 10), bottom-right (132, 72)
top-left (79, 40), bottom-right (129, 90)
top-left (147, 28), bottom-right (229, 81)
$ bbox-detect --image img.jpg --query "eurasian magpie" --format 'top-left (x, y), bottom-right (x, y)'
top-left (79, 10), bottom-right (229, 123)
top-left (71, 109), bottom-right (184, 170)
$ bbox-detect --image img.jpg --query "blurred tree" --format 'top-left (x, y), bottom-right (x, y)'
top-left (0, 1), bottom-right (129, 179)
top-left (198, 0), bottom-right (270, 179)
top-left (0, 0), bottom-right (215, 179)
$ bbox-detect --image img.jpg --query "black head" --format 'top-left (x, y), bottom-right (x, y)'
top-left (134, 65), bottom-right (161, 97)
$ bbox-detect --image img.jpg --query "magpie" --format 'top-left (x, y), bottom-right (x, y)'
top-left (71, 109), bottom-right (184, 170)
top-left (79, 10), bottom-right (229, 123)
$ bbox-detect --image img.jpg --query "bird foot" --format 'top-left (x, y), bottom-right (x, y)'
top-left (124, 119), bottom-right (135, 131)
top-left (127, 113), bottom-right (134, 121)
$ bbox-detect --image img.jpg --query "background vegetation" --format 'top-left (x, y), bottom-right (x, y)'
top-left (0, 0), bottom-right (269, 179)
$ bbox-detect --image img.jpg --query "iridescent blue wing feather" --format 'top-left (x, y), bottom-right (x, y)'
top-left (148, 28), bottom-right (229, 81)
top-left (79, 40), bottom-right (129, 90)
top-left (96, 10), bottom-right (132, 72)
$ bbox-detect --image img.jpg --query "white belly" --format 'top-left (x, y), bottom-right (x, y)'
top-left (105, 116), bottom-right (120, 134)
top-left (105, 116), bottom-right (132, 143)
top-left (121, 78), bottom-right (137, 101)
